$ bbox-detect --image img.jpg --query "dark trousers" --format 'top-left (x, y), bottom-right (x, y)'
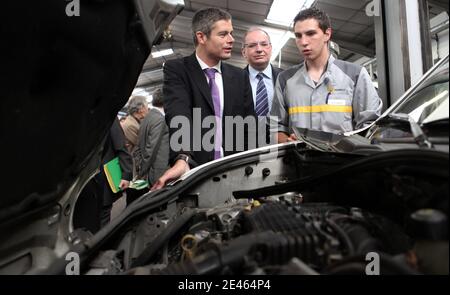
top-left (73, 173), bottom-right (119, 234)
top-left (73, 177), bottom-right (102, 234)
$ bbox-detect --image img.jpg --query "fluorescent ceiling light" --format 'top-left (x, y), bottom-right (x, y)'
top-left (266, 0), bottom-right (315, 27)
top-left (132, 87), bottom-right (150, 97)
top-left (132, 87), bottom-right (145, 95)
top-left (151, 48), bottom-right (174, 58)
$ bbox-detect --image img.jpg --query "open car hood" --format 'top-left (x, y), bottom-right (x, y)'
top-left (0, 0), bottom-right (183, 223)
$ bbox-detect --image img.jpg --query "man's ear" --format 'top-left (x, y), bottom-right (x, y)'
top-left (196, 31), bottom-right (206, 45)
top-left (241, 47), bottom-right (247, 59)
top-left (324, 28), bottom-right (332, 42)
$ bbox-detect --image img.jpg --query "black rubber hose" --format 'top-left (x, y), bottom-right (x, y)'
top-left (326, 218), bottom-right (355, 256)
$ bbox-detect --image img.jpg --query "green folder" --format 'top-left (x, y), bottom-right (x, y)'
top-left (103, 157), bottom-right (122, 193)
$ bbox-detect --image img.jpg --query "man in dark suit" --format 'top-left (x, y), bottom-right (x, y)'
top-left (152, 7), bottom-right (255, 190)
top-left (134, 88), bottom-right (169, 187)
top-left (242, 28), bottom-right (282, 146)
top-left (74, 117), bottom-right (132, 232)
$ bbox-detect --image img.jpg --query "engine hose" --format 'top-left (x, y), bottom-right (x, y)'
top-left (338, 221), bottom-right (381, 254)
top-left (326, 218), bottom-right (355, 256)
top-left (156, 231), bottom-right (322, 275)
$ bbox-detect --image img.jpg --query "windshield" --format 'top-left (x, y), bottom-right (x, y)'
top-left (392, 63), bottom-right (449, 125)
top-left (368, 56), bottom-right (449, 142)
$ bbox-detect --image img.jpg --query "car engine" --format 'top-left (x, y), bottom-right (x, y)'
top-left (152, 199), bottom-right (417, 275)
top-left (78, 147), bottom-right (448, 276)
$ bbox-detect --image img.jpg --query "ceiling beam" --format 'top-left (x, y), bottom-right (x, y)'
top-left (136, 6), bottom-right (378, 90)
top-left (178, 9), bottom-right (292, 34)
top-left (428, 0), bottom-right (449, 13)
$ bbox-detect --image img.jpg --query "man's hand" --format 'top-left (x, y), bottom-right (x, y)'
top-left (276, 132), bottom-right (298, 143)
top-left (151, 160), bottom-right (190, 191)
top-left (287, 133), bottom-right (298, 142)
top-left (119, 179), bottom-right (130, 190)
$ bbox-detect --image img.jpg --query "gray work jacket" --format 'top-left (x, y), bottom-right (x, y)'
top-left (270, 55), bottom-right (382, 134)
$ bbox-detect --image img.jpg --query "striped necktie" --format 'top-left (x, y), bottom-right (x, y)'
top-left (255, 73), bottom-right (269, 116)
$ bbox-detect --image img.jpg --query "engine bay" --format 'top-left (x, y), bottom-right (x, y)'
top-left (81, 147), bottom-right (448, 275)
top-left (150, 200), bottom-right (416, 275)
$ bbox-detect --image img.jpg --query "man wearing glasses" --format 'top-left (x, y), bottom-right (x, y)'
top-left (242, 28), bottom-right (282, 146)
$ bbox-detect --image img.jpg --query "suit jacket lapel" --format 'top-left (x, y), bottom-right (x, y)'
top-left (186, 53), bottom-right (215, 112)
top-left (271, 65), bottom-right (281, 86)
top-left (222, 63), bottom-right (234, 117)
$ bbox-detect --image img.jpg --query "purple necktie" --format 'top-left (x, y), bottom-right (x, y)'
top-left (204, 68), bottom-right (222, 160)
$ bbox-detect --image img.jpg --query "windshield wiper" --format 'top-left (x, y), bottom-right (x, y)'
top-left (385, 113), bottom-right (434, 148)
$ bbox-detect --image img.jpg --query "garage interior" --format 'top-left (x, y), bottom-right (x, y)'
top-left (131, 0), bottom-right (449, 112)
top-left (1, 0), bottom-right (449, 277)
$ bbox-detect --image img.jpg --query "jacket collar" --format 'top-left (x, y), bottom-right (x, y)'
top-left (301, 54), bottom-right (335, 88)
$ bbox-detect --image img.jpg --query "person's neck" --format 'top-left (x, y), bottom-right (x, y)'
top-left (306, 50), bottom-right (330, 73)
top-left (196, 48), bottom-right (220, 67)
top-left (251, 63), bottom-right (269, 72)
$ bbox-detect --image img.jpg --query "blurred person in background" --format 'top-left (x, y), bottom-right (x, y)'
top-left (122, 95), bottom-right (148, 153)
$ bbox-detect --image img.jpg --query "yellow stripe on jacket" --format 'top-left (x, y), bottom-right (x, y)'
top-left (288, 105), bottom-right (353, 115)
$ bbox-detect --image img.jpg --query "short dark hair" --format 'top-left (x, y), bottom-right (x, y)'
top-left (192, 7), bottom-right (232, 46)
top-left (151, 89), bottom-right (164, 107)
top-left (293, 7), bottom-right (331, 33)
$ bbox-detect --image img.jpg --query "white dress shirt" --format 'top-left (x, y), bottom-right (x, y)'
top-left (196, 54), bottom-right (224, 117)
top-left (248, 65), bottom-right (274, 113)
